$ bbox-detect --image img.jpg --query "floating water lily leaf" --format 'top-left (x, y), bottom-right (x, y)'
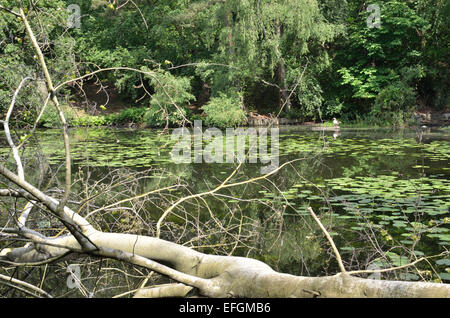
top-left (385, 252), bottom-right (410, 267)
top-left (435, 259), bottom-right (450, 266)
top-left (392, 221), bottom-right (407, 228)
top-left (399, 273), bottom-right (420, 281)
top-left (427, 234), bottom-right (450, 241)
top-left (439, 273), bottom-right (450, 281)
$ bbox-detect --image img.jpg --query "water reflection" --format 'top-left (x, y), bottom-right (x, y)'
top-left (333, 130), bottom-right (340, 140)
top-left (1, 126), bottom-right (449, 283)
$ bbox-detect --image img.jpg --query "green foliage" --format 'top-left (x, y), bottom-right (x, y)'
top-left (0, 0), bottom-right (448, 130)
top-left (111, 107), bottom-right (146, 125)
top-left (343, 1), bottom-right (427, 86)
top-left (139, 68), bottom-right (195, 127)
top-left (143, 104), bottom-right (189, 128)
top-left (201, 93), bottom-right (247, 128)
top-left (284, 108), bottom-right (305, 120)
top-left (295, 76), bottom-right (326, 119)
top-left (372, 81), bottom-right (416, 126)
top-left (48, 107), bottom-right (151, 128)
top-left (0, 0), bottom-right (82, 127)
top-left (415, 0), bottom-right (450, 109)
top-left (147, 69), bottom-right (195, 113)
top-left (340, 113), bottom-right (393, 128)
top-left (333, 0), bottom-right (440, 121)
top-left (322, 98), bottom-right (344, 118)
top-left (72, 115), bottom-right (107, 127)
top-left (370, 66), bottom-right (425, 126)
top-left (40, 105), bottom-right (77, 128)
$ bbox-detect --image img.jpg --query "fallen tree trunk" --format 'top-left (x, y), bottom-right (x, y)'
top-left (1, 164), bottom-right (450, 298)
top-left (1, 137), bottom-right (449, 298)
top-left (2, 228), bottom-right (449, 298)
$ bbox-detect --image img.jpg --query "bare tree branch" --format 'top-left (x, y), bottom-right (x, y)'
top-left (308, 207), bottom-right (346, 274)
top-left (19, 8), bottom-right (72, 213)
top-left (1, 76), bottom-right (33, 181)
top-left (0, 273), bottom-right (52, 298)
top-left (0, 5), bottom-right (21, 17)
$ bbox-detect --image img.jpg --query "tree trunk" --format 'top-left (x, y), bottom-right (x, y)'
top-left (225, 11), bottom-right (234, 56)
top-left (2, 229), bottom-right (449, 298)
top-left (275, 21), bottom-right (291, 113)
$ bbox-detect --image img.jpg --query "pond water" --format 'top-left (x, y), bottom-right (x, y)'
top-left (1, 125), bottom-right (449, 283)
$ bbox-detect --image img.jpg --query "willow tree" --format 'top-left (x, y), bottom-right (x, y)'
top-left (182, 0), bottom-right (339, 115)
top-left (254, 0), bottom-right (339, 115)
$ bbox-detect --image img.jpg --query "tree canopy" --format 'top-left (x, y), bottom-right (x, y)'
top-left (1, 0), bottom-right (447, 128)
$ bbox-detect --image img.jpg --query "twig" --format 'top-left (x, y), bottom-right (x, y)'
top-left (156, 163), bottom-right (242, 237)
top-left (307, 207), bottom-right (346, 274)
top-left (18, 93), bottom-right (51, 149)
top-left (130, 0), bottom-right (148, 29)
top-left (2, 76), bottom-right (33, 181)
top-left (84, 185), bottom-right (179, 219)
top-left (0, 273), bottom-right (53, 298)
top-left (156, 159), bottom-right (304, 237)
top-left (0, 5), bottom-right (21, 17)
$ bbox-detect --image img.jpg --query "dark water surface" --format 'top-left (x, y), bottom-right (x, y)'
top-left (1, 126), bottom-right (449, 283)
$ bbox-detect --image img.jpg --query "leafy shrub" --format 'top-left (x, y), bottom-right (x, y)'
top-left (295, 77), bottom-right (325, 119)
top-left (374, 82), bottom-right (416, 114)
top-left (72, 115), bottom-right (106, 127)
top-left (42, 107), bottom-right (151, 128)
top-left (143, 104), bottom-right (190, 127)
top-left (147, 69), bottom-right (195, 110)
top-left (104, 114), bottom-right (116, 125)
top-left (341, 113), bottom-right (398, 128)
top-left (285, 108), bottom-right (304, 120)
top-left (322, 98), bottom-right (344, 118)
top-left (111, 107), bottom-right (147, 124)
top-left (201, 93), bottom-right (247, 128)
top-left (141, 68), bottom-right (195, 127)
top-left (372, 81), bottom-right (417, 126)
top-left (40, 105), bottom-right (77, 128)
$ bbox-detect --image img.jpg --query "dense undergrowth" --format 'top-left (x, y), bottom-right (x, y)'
top-left (1, 0), bottom-right (448, 130)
